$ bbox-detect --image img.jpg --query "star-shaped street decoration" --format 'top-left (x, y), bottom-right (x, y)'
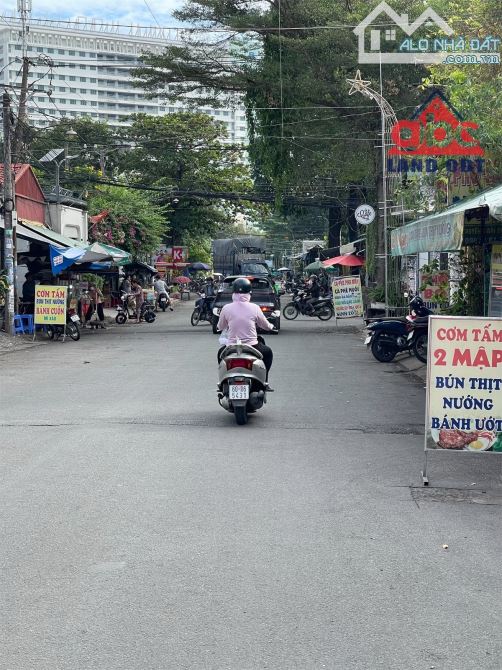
top-left (346, 70), bottom-right (372, 96)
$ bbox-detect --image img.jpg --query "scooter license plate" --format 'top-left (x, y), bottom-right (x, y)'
top-left (364, 335), bottom-right (372, 345)
top-left (229, 384), bottom-right (250, 400)
top-left (70, 314), bottom-right (80, 322)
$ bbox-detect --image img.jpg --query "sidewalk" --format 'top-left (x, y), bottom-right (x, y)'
top-left (394, 351), bottom-right (427, 383)
top-left (0, 331), bottom-right (46, 356)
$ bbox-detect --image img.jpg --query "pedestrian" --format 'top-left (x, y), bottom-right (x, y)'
top-left (21, 272), bottom-right (37, 313)
top-left (131, 279), bottom-right (144, 322)
top-left (85, 282), bottom-right (106, 329)
top-left (120, 276), bottom-right (131, 296)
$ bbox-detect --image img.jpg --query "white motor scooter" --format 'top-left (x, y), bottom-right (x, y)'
top-left (217, 340), bottom-right (269, 425)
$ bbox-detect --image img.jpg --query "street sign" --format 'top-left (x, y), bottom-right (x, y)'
top-left (332, 277), bottom-right (363, 318)
top-left (354, 204), bottom-right (375, 226)
top-left (34, 285), bottom-right (67, 325)
top-left (423, 315), bottom-right (502, 484)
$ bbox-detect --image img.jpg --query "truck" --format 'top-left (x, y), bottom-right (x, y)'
top-left (211, 236), bottom-right (270, 278)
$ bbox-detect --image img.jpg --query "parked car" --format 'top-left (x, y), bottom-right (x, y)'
top-left (211, 275), bottom-right (281, 334)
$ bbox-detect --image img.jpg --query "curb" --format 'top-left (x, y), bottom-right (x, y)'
top-left (394, 354), bottom-right (427, 383)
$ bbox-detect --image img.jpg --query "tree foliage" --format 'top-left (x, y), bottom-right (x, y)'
top-left (133, 0), bottom-right (423, 198)
top-left (87, 185), bottom-right (166, 257)
top-left (25, 112), bottom-right (257, 253)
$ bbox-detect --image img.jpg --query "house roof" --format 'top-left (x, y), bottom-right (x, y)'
top-left (0, 163), bottom-right (31, 183)
top-left (0, 163), bottom-right (46, 197)
top-left (353, 1), bottom-right (453, 37)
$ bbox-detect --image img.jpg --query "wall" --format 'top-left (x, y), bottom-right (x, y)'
top-left (47, 204), bottom-right (88, 242)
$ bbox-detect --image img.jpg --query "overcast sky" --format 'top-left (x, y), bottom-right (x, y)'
top-left (0, 0), bottom-right (183, 26)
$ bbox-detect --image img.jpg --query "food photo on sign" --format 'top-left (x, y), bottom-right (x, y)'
top-left (425, 316), bottom-right (502, 453)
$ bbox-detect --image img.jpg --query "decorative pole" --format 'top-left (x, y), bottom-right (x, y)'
top-left (346, 69), bottom-right (398, 316)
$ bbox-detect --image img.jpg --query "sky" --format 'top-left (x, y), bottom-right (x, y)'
top-left (0, 0), bottom-right (183, 27)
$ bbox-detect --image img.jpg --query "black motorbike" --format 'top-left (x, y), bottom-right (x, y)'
top-left (365, 296), bottom-right (432, 363)
top-left (282, 290), bottom-right (334, 320)
top-left (46, 309), bottom-right (81, 342)
top-left (191, 293), bottom-right (214, 326)
top-left (156, 292), bottom-right (173, 312)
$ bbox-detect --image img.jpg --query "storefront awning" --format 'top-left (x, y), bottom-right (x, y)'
top-left (391, 184), bottom-right (502, 256)
top-left (20, 221), bottom-right (87, 249)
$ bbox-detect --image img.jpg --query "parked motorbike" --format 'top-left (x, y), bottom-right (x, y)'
top-left (217, 339), bottom-right (272, 425)
top-left (282, 290), bottom-right (334, 320)
top-left (116, 294), bottom-right (156, 324)
top-left (46, 309), bottom-right (81, 341)
top-left (157, 292), bottom-right (173, 312)
top-left (365, 296), bottom-right (432, 362)
top-left (406, 318), bottom-right (430, 363)
top-left (191, 293), bottom-right (214, 326)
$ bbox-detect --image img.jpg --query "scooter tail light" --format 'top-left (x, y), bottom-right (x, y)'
top-left (226, 358), bottom-right (253, 371)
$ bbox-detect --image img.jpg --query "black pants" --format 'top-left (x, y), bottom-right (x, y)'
top-left (218, 341), bottom-right (273, 378)
top-left (86, 303), bottom-right (105, 322)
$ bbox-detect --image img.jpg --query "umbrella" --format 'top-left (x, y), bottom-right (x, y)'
top-left (173, 276), bottom-right (190, 284)
top-left (49, 244), bottom-right (112, 275)
top-left (87, 241), bottom-right (131, 265)
top-left (304, 260), bottom-right (325, 271)
top-left (189, 262), bottom-right (211, 271)
top-left (322, 255), bottom-right (364, 268)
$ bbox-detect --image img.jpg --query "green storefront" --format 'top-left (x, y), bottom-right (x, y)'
top-left (391, 185), bottom-right (502, 317)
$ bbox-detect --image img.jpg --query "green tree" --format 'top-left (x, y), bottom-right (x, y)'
top-left (87, 185), bottom-right (166, 257)
top-left (424, 0), bottom-right (502, 180)
top-left (25, 118), bottom-right (121, 192)
top-left (117, 112), bottom-right (257, 245)
top-left (133, 0), bottom-right (425, 282)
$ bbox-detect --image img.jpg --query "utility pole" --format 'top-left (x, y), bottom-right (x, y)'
top-left (12, 0), bottom-right (32, 158)
top-left (3, 92), bottom-right (16, 335)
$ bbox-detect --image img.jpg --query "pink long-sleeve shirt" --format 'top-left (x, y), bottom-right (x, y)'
top-left (217, 293), bottom-right (273, 345)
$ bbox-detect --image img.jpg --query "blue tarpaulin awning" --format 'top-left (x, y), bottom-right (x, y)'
top-left (50, 245), bottom-right (85, 275)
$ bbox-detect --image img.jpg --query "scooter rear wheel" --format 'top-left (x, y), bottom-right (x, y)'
top-left (115, 313), bottom-right (127, 324)
top-left (371, 334), bottom-right (397, 362)
top-left (317, 304), bottom-right (334, 320)
top-left (413, 333), bottom-right (428, 363)
top-left (234, 406), bottom-right (248, 425)
top-left (66, 322), bottom-right (81, 341)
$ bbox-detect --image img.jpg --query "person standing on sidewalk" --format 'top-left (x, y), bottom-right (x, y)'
top-left (131, 279), bottom-right (144, 323)
top-left (85, 283), bottom-right (106, 328)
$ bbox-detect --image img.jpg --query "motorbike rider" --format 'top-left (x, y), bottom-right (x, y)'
top-left (305, 274), bottom-right (321, 313)
top-left (201, 276), bottom-right (217, 316)
top-left (217, 277), bottom-right (275, 382)
top-left (153, 273), bottom-right (174, 311)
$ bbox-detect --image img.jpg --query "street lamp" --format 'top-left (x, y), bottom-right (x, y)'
top-left (40, 148), bottom-right (80, 203)
top-left (65, 128), bottom-right (78, 169)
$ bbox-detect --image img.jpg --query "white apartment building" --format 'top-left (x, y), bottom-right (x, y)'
top-left (0, 17), bottom-right (248, 143)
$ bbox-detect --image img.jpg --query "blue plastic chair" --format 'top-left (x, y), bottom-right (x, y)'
top-left (13, 315), bottom-right (25, 334)
top-left (13, 314), bottom-right (35, 334)
top-left (21, 314), bottom-right (35, 334)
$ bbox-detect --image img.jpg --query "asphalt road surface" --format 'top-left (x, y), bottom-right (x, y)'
top-left (1, 302), bottom-right (501, 670)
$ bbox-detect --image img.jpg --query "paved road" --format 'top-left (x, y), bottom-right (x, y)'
top-left (1, 302), bottom-right (501, 670)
